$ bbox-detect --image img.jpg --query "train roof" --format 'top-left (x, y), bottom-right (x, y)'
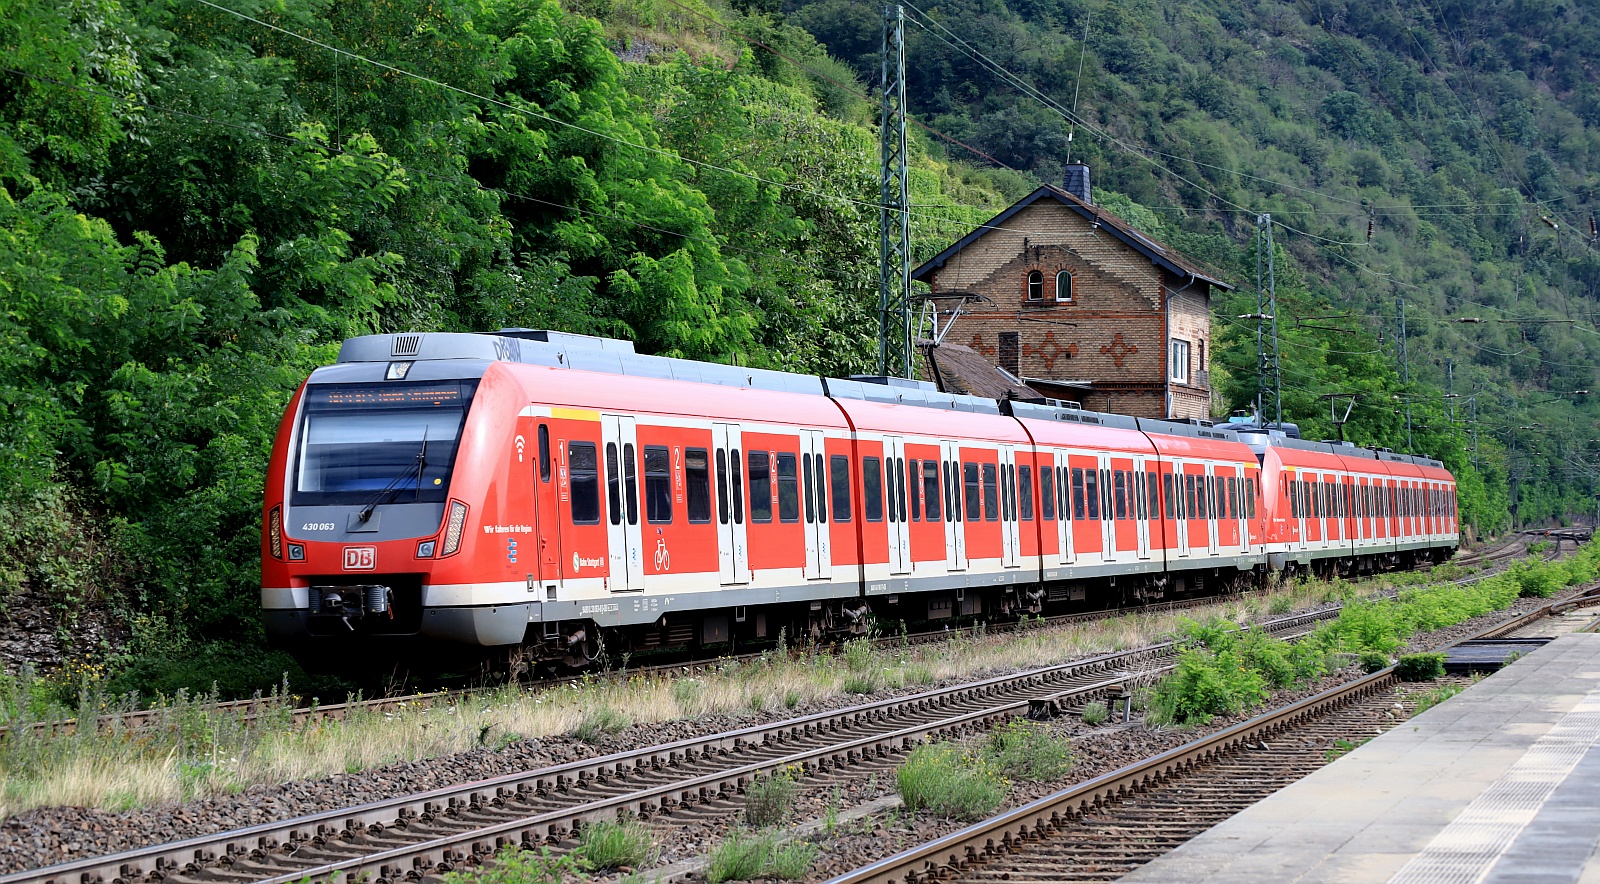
top-left (332, 331), bottom-right (1446, 473)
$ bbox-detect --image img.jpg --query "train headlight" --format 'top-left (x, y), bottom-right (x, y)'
top-left (417, 540), bottom-right (437, 558)
top-left (287, 543), bottom-right (305, 561)
top-left (268, 506), bottom-right (283, 559)
top-left (441, 501), bottom-right (468, 556)
top-left (385, 361), bottom-right (413, 380)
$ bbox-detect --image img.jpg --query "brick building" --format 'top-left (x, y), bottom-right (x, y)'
top-left (913, 165), bottom-right (1230, 419)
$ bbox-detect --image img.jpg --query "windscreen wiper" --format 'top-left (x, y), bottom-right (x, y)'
top-left (357, 428), bottom-right (428, 523)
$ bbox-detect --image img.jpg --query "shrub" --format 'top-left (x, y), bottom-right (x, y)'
top-left (743, 770), bottom-right (799, 828)
top-left (573, 706), bottom-right (631, 742)
top-left (1237, 628), bottom-right (1296, 688)
top-left (706, 830), bottom-right (817, 884)
top-left (1359, 650), bottom-right (1390, 673)
top-left (1269, 595), bottom-right (1294, 615)
top-left (1396, 653), bottom-right (1446, 682)
top-left (1512, 561), bottom-right (1561, 598)
top-left (444, 846), bottom-right (581, 884)
top-left (986, 719), bottom-right (1072, 781)
top-left (1146, 647), bottom-right (1268, 726)
top-left (1081, 700), bottom-right (1109, 726)
top-left (896, 742), bottom-right (1004, 819)
top-left (578, 818), bottom-right (653, 871)
top-left (842, 637), bottom-right (875, 672)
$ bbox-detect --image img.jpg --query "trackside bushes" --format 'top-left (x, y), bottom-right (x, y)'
top-left (1146, 542), bottom-right (1599, 726)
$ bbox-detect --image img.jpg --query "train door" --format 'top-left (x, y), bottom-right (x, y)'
top-left (800, 429), bottom-right (831, 579)
top-left (1234, 467), bottom-right (1250, 554)
top-left (1057, 458), bottom-right (1075, 565)
top-left (999, 444), bottom-right (1021, 568)
top-left (885, 436), bottom-right (911, 575)
top-left (531, 418), bottom-right (565, 593)
top-left (712, 422), bottom-right (750, 586)
top-left (1096, 454), bottom-right (1115, 562)
top-left (940, 441), bottom-right (968, 571)
top-left (599, 415), bottom-right (645, 592)
top-left (1134, 457), bottom-right (1152, 560)
top-left (1170, 459), bottom-right (1190, 558)
top-left (1294, 473), bottom-right (1309, 551)
top-left (1205, 465), bottom-right (1220, 555)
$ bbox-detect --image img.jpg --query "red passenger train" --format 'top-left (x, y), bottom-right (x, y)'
top-left (261, 330), bottom-right (1459, 669)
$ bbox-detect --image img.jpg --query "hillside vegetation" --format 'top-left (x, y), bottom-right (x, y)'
top-left (0, 0), bottom-right (1594, 696)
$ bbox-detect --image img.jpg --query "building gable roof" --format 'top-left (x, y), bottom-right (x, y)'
top-left (911, 185), bottom-right (1233, 290)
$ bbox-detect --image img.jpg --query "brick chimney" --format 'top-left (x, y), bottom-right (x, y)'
top-left (1062, 162), bottom-right (1091, 204)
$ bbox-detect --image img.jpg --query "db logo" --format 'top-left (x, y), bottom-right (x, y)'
top-left (342, 546), bottom-right (377, 571)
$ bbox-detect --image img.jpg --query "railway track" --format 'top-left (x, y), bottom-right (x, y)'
top-left (2, 535), bottom-right (1515, 742)
top-left (820, 582), bottom-right (1600, 884)
top-left (6, 603), bottom-right (1360, 884)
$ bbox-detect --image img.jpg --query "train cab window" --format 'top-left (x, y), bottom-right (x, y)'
top-left (748, 451), bottom-right (772, 523)
top-left (813, 454), bottom-right (828, 524)
top-left (607, 443), bottom-right (623, 526)
top-left (802, 454), bottom-right (815, 524)
top-left (982, 463), bottom-right (999, 521)
top-left (538, 424), bottom-right (551, 482)
top-left (923, 460), bottom-right (941, 522)
top-left (863, 456), bottom-right (884, 522)
top-left (686, 448), bottom-right (711, 524)
top-left (644, 446), bottom-right (672, 523)
top-left (1040, 465), bottom-right (1055, 521)
top-left (1019, 465), bottom-right (1034, 521)
top-left (830, 455), bottom-right (852, 522)
top-left (568, 442), bottom-right (600, 525)
top-left (964, 463), bottom-right (982, 522)
top-left (908, 460), bottom-right (922, 522)
top-left (777, 453), bottom-right (800, 523)
top-left (716, 450), bottom-right (730, 525)
top-left (1072, 468), bottom-right (1087, 520)
top-left (623, 443), bottom-right (638, 525)
top-left (1113, 471), bottom-right (1128, 520)
top-left (731, 450), bottom-right (744, 525)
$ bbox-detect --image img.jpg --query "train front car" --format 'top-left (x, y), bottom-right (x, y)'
top-left (261, 333), bottom-right (540, 672)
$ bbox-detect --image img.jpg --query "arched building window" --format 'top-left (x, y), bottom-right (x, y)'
top-left (1055, 271), bottom-right (1073, 302)
top-left (1026, 270), bottom-right (1043, 300)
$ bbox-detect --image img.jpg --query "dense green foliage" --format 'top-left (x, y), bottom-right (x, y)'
top-left (6, 0), bottom-right (1600, 696)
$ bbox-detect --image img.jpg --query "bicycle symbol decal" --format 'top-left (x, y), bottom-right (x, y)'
top-left (653, 538), bottom-right (671, 572)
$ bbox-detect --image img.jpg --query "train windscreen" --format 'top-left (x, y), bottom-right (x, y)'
top-left (292, 380), bottom-right (478, 506)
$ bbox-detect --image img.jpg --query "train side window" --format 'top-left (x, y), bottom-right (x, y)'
top-left (863, 456), bottom-right (884, 522)
top-left (538, 424), bottom-right (551, 482)
top-left (1163, 473), bottom-right (1175, 520)
top-left (568, 442), bottom-right (600, 524)
top-left (1085, 469), bottom-right (1101, 520)
top-left (1040, 464), bottom-right (1055, 521)
top-left (981, 463), bottom-right (999, 521)
top-left (885, 458), bottom-right (898, 523)
top-left (1247, 478), bottom-right (1257, 519)
top-left (1019, 465), bottom-right (1034, 521)
top-left (1148, 471), bottom-right (1160, 520)
top-left (908, 460), bottom-right (922, 522)
top-left (830, 454), bottom-right (852, 522)
top-left (923, 460), bottom-right (941, 522)
top-left (801, 453), bottom-right (815, 524)
top-left (731, 449), bottom-right (744, 525)
top-left (1227, 477), bottom-right (1237, 520)
top-left (1184, 474), bottom-right (1197, 519)
top-left (1000, 464), bottom-right (1013, 521)
top-left (716, 449), bottom-right (730, 525)
top-left (777, 453), bottom-right (800, 523)
top-left (1072, 468), bottom-right (1087, 520)
top-left (961, 463), bottom-right (978, 522)
top-left (644, 446), bottom-right (672, 523)
top-left (1113, 471), bottom-right (1128, 520)
top-left (1134, 471), bottom-right (1146, 520)
top-left (748, 451), bottom-right (772, 523)
top-left (606, 443), bottom-right (623, 526)
top-left (814, 454), bottom-right (828, 524)
top-left (896, 458), bottom-right (908, 523)
top-left (623, 443), bottom-right (639, 526)
top-left (686, 448), bottom-right (711, 524)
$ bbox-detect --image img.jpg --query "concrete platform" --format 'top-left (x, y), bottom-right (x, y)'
top-left (1122, 633), bottom-right (1600, 884)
